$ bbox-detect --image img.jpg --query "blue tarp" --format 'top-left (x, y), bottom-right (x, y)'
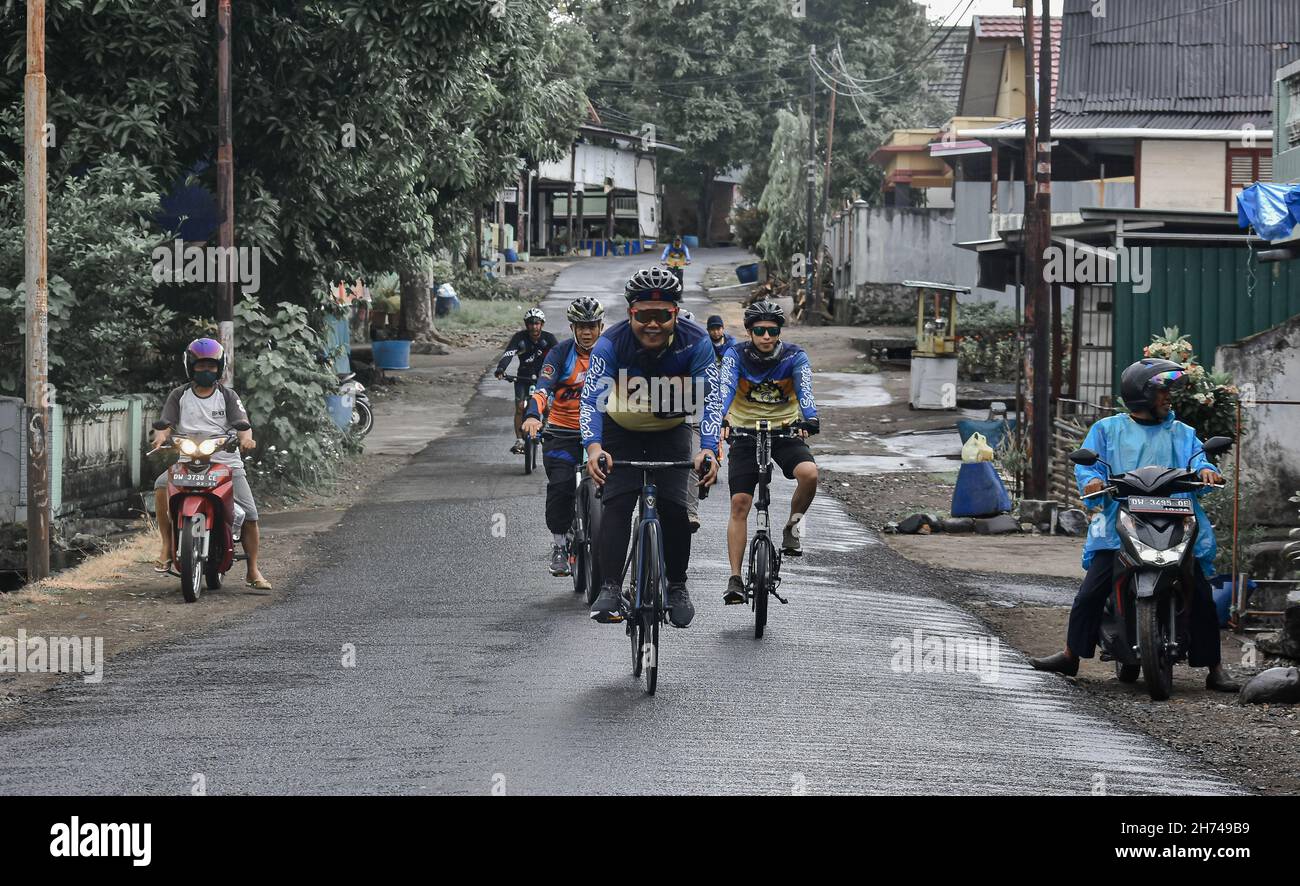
top-left (1236, 182), bottom-right (1300, 242)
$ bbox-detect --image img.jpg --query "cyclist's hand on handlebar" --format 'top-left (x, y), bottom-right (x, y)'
top-left (587, 447), bottom-right (611, 486)
top-left (494, 370), bottom-right (504, 380)
top-left (1199, 468), bottom-right (1223, 487)
top-left (521, 417), bottom-right (542, 438)
top-left (1083, 478), bottom-right (1106, 496)
top-left (797, 418), bottom-right (820, 438)
top-left (151, 429), bottom-right (171, 450)
top-left (694, 450), bottom-right (718, 487)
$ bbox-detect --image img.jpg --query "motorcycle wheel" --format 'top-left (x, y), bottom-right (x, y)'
top-left (179, 517), bottom-right (204, 604)
top-left (351, 399), bottom-right (374, 437)
top-left (204, 555), bottom-right (223, 590)
top-left (1137, 597), bottom-right (1173, 700)
top-left (1115, 661), bottom-right (1141, 683)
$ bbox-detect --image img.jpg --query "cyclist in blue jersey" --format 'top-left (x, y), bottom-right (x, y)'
top-left (706, 315), bottom-right (737, 364)
top-left (716, 300), bottom-right (820, 604)
top-left (581, 267), bottom-right (721, 628)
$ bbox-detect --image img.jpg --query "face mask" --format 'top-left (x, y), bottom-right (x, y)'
top-left (194, 370), bottom-right (219, 387)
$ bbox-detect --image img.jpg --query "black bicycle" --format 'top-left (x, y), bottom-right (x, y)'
top-left (598, 454), bottom-right (712, 695)
top-left (502, 374), bottom-right (540, 474)
top-left (542, 429), bottom-right (603, 602)
top-left (728, 421), bottom-right (807, 639)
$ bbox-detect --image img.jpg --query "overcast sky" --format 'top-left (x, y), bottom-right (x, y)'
top-left (917, 0), bottom-right (1023, 24)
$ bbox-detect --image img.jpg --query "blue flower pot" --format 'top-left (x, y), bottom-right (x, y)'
top-left (372, 339), bottom-right (411, 370)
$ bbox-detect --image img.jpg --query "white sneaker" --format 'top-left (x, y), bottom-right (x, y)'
top-left (782, 513), bottom-right (806, 555)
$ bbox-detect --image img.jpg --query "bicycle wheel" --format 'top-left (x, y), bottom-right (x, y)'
top-left (751, 536), bottom-right (772, 639)
top-left (523, 436), bottom-right (536, 475)
top-left (581, 479), bottom-right (603, 605)
top-left (643, 611), bottom-right (659, 695)
top-left (639, 519), bottom-right (664, 694)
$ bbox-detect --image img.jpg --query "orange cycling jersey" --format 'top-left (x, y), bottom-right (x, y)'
top-left (524, 338), bottom-right (590, 431)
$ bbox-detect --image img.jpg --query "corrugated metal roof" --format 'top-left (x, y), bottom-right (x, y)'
top-left (1056, 0), bottom-right (1300, 120)
top-left (990, 109), bottom-right (1270, 131)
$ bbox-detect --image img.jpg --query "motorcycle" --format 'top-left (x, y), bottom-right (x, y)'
top-left (340, 372), bottom-right (373, 437)
top-left (151, 420), bottom-right (251, 603)
top-left (1069, 434), bottom-right (1233, 700)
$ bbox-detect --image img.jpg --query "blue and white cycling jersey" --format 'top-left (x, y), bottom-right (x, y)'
top-left (579, 318), bottom-right (721, 451)
top-left (716, 342), bottom-right (818, 430)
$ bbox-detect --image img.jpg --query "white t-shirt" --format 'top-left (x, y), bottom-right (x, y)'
top-left (160, 383), bottom-right (250, 467)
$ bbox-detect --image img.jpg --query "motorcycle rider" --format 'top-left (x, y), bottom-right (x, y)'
top-left (1029, 358), bottom-right (1238, 692)
top-left (706, 315), bottom-right (736, 364)
top-left (716, 300), bottom-right (820, 604)
top-left (152, 338), bottom-right (269, 590)
top-left (522, 297), bottom-right (605, 577)
top-left (582, 267), bottom-right (720, 628)
top-left (494, 308), bottom-right (558, 455)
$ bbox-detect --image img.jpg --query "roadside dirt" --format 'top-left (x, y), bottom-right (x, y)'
top-left (0, 272), bottom-right (545, 725)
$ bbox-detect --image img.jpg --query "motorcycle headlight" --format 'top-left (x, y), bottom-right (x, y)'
top-left (178, 438), bottom-right (198, 456)
top-left (198, 439), bottom-right (219, 456)
top-left (1120, 510), bottom-right (1192, 567)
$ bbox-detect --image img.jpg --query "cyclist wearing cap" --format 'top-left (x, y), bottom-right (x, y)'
top-left (522, 297), bottom-right (605, 577)
top-left (581, 267), bottom-right (721, 628)
top-left (706, 315), bottom-right (736, 364)
top-left (151, 339), bottom-right (270, 590)
top-left (495, 308), bottom-right (558, 455)
top-left (717, 300), bottom-right (820, 605)
top-left (660, 236), bottom-right (691, 288)
top-left (1029, 358), bottom-right (1237, 692)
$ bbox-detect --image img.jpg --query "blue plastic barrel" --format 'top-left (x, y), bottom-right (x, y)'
top-left (372, 339), bottom-right (411, 370)
top-left (683, 235), bottom-right (700, 249)
top-left (736, 262), bottom-right (759, 284)
top-left (950, 461), bottom-right (1012, 517)
top-left (504, 248), bottom-right (519, 263)
top-left (325, 394), bottom-right (352, 430)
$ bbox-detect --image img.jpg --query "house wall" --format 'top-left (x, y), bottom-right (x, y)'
top-left (1216, 313), bottom-right (1300, 524)
top-left (1139, 140), bottom-right (1227, 211)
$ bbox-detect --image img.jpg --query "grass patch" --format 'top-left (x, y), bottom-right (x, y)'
top-left (438, 300), bottom-right (531, 331)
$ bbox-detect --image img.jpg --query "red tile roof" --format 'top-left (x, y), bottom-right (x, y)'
top-left (972, 15), bottom-right (1061, 102)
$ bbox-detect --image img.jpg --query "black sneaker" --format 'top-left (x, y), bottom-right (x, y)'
top-left (667, 582), bottom-right (695, 628)
top-left (550, 545), bottom-right (570, 577)
top-left (510, 439), bottom-right (525, 455)
top-left (590, 582), bottom-right (625, 624)
top-left (723, 574), bottom-right (746, 605)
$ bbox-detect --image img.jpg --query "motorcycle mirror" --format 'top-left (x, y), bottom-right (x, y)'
top-left (1068, 448), bottom-right (1099, 466)
top-left (232, 420), bottom-right (252, 432)
top-left (1202, 436), bottom-right (1233, 457)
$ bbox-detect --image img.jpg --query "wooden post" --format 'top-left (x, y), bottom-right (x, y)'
top-left (216, 0), bottom-right (235, 383)
top-left (24, 0), bottom-right (50, 582)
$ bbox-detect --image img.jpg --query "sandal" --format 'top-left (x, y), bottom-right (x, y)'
top-left (153, 560), bottom-right (177, 575)
top-left (246, 576), bottom-right (273, 590)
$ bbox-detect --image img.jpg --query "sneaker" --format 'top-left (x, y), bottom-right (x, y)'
top-left (667, 582), bottom-right (695, 628)
top-left (781, 514), bottom-right (805, 556)
top-left (687, 513), bottom-right (701, 534)
top-left (510, 439), bottom-right (525, 455)
top-left (590, 582), bottom-right (625, 624)
top-left (723, 574), bottom-right (746, 605)
top-left (550, 544), bottom-right (571, 577)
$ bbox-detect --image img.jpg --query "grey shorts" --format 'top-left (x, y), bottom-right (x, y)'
top-left (155, 466), bottom-right (258, 522)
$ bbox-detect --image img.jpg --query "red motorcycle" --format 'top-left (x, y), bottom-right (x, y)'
top-left (151, 420), bottom-right (250, 602)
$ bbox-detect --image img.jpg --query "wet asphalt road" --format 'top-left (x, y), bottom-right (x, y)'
top-left (0, 251), bottom-right (1241, 795)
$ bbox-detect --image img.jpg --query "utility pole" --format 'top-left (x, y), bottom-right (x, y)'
top-left (216, 0), bottom-right (235, 384)
top-left (24, 0), bottom-right (49, 582)
top-left (1021, 0), bottom-right (1051, 499)
top-left (814, 86), bottom-right (836, 315)
top-left (1040, 0), bottom-right (1060, 409)
top-left (1031, 0), bottom-right (1054, 498)
top-left (804, 46), bottom-right (817, 320)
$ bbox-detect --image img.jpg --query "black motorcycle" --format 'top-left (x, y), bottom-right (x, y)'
top-left (1069, 434), bottom-right (1232, 700)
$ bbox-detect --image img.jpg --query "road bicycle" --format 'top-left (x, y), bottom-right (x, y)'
top-left (598, 454), bottom-right (712, 695)
top-left (728, 420), bottom-right (809, 638)
top-left (501, 374), bottom-right (540, 474)
top-left (542, 429), bottom-right (603, 602)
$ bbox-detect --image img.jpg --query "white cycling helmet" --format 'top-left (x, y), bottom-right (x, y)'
top-left (523, 307), bottom-right (546, 324)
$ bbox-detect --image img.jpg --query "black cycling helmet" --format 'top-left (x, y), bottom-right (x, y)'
top-left (1120, 358), bottom-right (1188, 413)
top-left (624, 266), bottom-right (683, 303)
top-left (184, 337), bottom-right (226, 380)
top-left (743, 299), bottom-right (785, 329)
top-left (566, 296), bottom-right (604, 324)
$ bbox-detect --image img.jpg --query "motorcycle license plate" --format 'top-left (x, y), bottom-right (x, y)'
top-left (1128, 496), bottom-right (1192, 514)
top-left (173, 472), bottom-right (219, 488)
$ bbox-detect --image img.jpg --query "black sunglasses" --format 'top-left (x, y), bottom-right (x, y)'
top-left (751, 326), bottom-right (781, 338)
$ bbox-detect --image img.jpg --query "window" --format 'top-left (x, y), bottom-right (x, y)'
top-left (1227, 148), bottom-right (1272, 210)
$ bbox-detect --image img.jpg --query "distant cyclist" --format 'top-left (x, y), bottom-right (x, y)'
top-left (582, 266), bottom-right (720, 628)
top-left (660, 235), bottom-right (691, 288)
top-left (717, 300), bottom-right (820, 605)
top-left (706, 315), bottom-right (736, 364)
top-left (494, 307), bottom-right (557, 454)
top-left (522, 297), bottom-right (605, 577)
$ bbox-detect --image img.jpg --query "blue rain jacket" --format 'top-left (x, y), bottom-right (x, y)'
top-left (1074, 411), bottom-right (1218, 576)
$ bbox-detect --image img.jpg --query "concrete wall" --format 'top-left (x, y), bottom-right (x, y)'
top-left (0, 397), bottom-right (21, 524)
top-left (1140, 140), bottom-right (1226, 211)
top-left (1216, 315), bottom-right (1300, 525)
